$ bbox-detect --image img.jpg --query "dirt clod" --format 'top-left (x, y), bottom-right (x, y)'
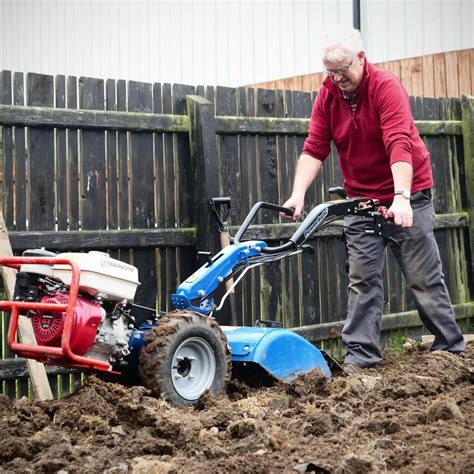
top-left (0, 341), bottom-right (473, 473)
top-left (426, 396), bottom-right (464, 421)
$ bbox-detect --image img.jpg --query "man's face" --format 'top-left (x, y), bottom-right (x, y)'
top-left (323, 52), bottom-right (365, 93)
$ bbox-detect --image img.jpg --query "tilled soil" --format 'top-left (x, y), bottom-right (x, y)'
top-left (0, 340), bottom-right (473, 474)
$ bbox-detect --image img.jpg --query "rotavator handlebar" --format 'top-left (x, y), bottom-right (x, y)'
top-left (173, 196), bottom-right (393, 314)
top-left (233, 197), bottom-right (391, 254)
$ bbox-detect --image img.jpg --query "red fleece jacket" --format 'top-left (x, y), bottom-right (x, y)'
top-left (302, 61), bottom-right (433, 203)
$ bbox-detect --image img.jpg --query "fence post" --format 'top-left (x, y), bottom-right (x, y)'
top-left (461, 95), bottom-right (474, 280)
top-left (186, 95), bottom-right (221, 255)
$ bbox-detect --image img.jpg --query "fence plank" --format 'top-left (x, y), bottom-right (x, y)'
top-left (236, 87), bottom-right (252, 219)
top-left (128, 80), bottom-right (156, 312)
top-left (128, 81), bottom-right (154, 230)
top-left (13, 72), bottom-right (27, 232)
top-left (458, 50), bottom-right (472, 97)
top-left (106, 79), bottom-right (119, 230)
top-left (0, 72), bottom-right (15, 373)
top-left (153, 82), bottom-right (164, 228)
top-left (152, 82), bottom-right (167, 311)
top-left (213, 85), bottom-right (239, 325)
top-left (422, 54), bottom-right (435, 98)
top-left (256, 89), bottom-right (279, 224)
top-left (162, 84), bottom-right (175, 229)
top-left (258, 88), bottom-right (284, 323)
top-left (237, 86), bottom-right (256, 326)
top-left (433, 53), bottom-right (447, 98)
top-left (411, 57), bottom-right (424, 97)
top-left (173, 84), bottom-right (195, 229)
top-left (282, 89), bottom-right (301, 329)
top-left (1, 71), bottom-right (14, 230)
top-left (6, 212), bottom-right (465, 252)
top-left (27, 73), bottom-right (55, 231)
top-left (67, 76), bottom-right (80, 231)
top-left (117, 79), bottom-right (129, 230)
top-left (55, 75), bottom-right (68, 231)
top-left (79, 77), bottom-right (106, 230)
top-left (0, 358), bottom-right (79, 380)
top-left (400, 58), bottom-right (414, 93)
top-left (294, 303), bottom-right (474, 343)
top-left (161, 84), bottom-right (177, 312)
top-left (8, 227), bottom-right (194, 251)
top-left (293, 90), bottom-right (322, 328)
top-left (445, 51), bottom-right (460, 98)
top-left (216, 86), bottom-right (240, 216)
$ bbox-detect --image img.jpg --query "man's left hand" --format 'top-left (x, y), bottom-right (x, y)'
top-left (389, 197), bottom-right (413, 227)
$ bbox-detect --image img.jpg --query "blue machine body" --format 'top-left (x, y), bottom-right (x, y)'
top-left (164, 237), bottom-right (332, 381)
top-left (222, 326), bottom-right (331, 381)
top-left (171, 241), bottom-right (267, 314)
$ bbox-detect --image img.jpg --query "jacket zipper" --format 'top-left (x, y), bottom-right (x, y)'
top-left (351, 109), bottom-right (358, 129)
top-left (341, 90), bottom-right (359, 130)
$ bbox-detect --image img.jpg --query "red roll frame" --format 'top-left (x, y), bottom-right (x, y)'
top-left (0, 257), bottom-right (112, 372)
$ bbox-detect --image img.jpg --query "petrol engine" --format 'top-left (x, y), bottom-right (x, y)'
top-left (13, 249), bottom-right (141, 368)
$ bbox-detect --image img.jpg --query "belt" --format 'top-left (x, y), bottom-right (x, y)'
top-left (411, 188), bottom-right (432, 200)
top-left (383, 188), bottom-right (431, 207)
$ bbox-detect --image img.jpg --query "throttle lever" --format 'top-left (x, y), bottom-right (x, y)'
top-left (368, 206), bottom-right (400, 247)
top-left (377, 206), bottom-right (395, 221)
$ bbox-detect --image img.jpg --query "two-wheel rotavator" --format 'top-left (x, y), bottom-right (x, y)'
top-left (0, 194), bottom-right (392, 406)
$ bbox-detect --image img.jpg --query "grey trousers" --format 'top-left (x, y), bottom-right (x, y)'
top-left (343, 191), bottom-right (466, 368)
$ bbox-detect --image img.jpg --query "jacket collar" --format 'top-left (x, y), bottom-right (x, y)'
top-left (323, 58), bottom-right (372, 99)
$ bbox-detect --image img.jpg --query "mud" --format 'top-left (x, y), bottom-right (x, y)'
top-left (0, 340), bottom-right (473, 473)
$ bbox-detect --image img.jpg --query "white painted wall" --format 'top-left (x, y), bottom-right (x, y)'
top-left (0, 0), bottom-right (472, 87)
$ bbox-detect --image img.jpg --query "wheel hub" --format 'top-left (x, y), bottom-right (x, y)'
top-left (171, 337), bottom-right (216, 400)
top-left (176, 358), bottom-right (192, 377)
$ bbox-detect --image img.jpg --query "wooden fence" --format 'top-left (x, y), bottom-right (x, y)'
top-left (1, 69), bottom-right (473, 398)
top-left (250, 48), bottom-right (474, 99)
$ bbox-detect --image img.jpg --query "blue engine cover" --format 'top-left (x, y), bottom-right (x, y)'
top-left (222, 326), bottom-right (331, 381)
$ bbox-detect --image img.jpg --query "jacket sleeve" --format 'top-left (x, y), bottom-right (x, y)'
top-left (301, 90), bottom-right (332, 162)
top-left (375, 75), bottom-right (414, 166)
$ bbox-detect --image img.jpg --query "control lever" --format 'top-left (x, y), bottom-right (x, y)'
top-left (209, 197), bottom-right (231, 233)
top-left (328, 186), bottom-right (347, 199)
top-left (197, 251), bottom-right (213, 265)
top-left (367, 206), bottom-right (400, 246)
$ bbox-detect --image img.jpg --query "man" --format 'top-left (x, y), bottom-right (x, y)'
top-left (283, 27), bottom-right (465, 372)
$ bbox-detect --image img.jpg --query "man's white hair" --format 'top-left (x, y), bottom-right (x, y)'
top-left (321, 25), bottom-right (364, 63)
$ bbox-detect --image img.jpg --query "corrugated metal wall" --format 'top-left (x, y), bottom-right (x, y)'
top-left (1, 0), bottom-right (472, 88)
top-left (362, 0), bottom-right (473, 64)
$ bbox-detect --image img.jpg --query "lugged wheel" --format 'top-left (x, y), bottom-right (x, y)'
top-left (139, 311), bottom-right (231, 407)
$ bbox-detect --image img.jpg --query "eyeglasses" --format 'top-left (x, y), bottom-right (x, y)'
top-left (323, 57), bottom-right (355, 77)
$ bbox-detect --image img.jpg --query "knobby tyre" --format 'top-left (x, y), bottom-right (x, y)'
top-left (139, 311), bottom-right (231, 407)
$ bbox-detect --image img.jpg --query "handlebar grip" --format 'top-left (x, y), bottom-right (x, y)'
top-left (234, 201), bottom-right (294, 244)
top-left (211, 197), bottom-right (231, 206)
top-left (276, 205), bottom-right (295, 217)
